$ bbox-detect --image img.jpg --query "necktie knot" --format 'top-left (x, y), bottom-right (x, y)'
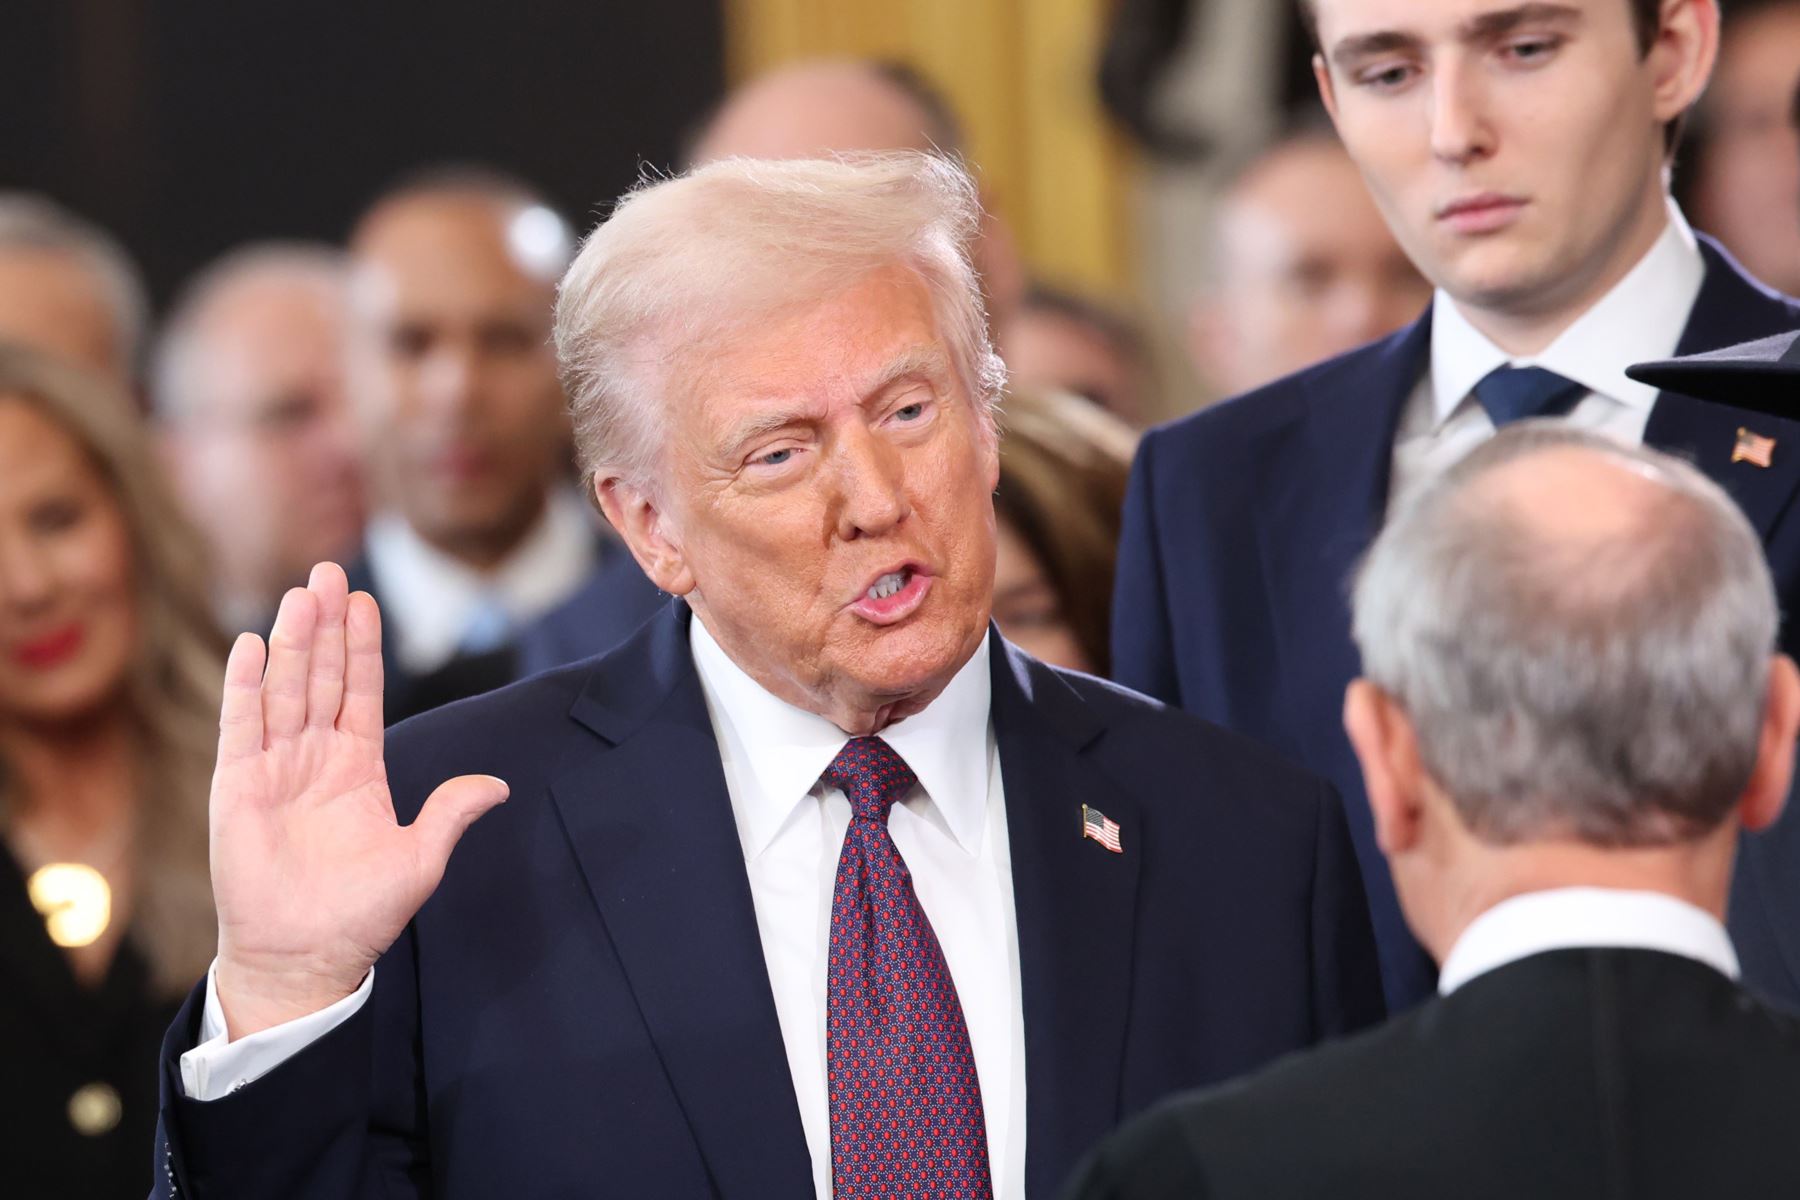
top-left (822, 736), bottom-right (916, 823)
top-left (1473, 365), bottom-right (1586, 428)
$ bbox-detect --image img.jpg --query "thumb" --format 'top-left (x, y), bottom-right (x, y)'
top-left (410, 774), bottom-right (509, 879)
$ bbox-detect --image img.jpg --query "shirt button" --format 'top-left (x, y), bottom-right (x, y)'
top-left (68, 1082), bottom-right (122, 1136)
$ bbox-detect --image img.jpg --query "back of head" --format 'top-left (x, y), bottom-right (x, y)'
top-left (555, 152), bottom-right (1004, 495)
top-left (1352, 424), bottom-right (1778, 848)
top-left (0, 194), bottom-right (149, 387)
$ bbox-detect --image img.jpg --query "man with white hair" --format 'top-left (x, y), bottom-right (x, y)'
top-left (148, 154), bottom-right (1382, 1199)
top-left (152, 243), bottom-right (367, 635)
top-left (0, 192), bottom-right (149, 389)
top-left (1067, 425), bottom-right (1800, 1199)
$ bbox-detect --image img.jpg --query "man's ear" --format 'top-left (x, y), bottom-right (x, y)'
top-left (1313, 53), bottom-right (1340, 124)
top-left (1344, 679), bottom-right (1427, 856)
top-left (594, 473), bottom-right (696, 596)
top-left (1650, 0), bottom-right (1721, 127)
top-left (1740, 654), bottom-right (1800, 833)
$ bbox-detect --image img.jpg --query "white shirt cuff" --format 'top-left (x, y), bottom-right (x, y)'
top-left (177, 961), bottom-right (374, 1101)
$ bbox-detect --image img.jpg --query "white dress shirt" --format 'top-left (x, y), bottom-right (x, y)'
top-left (1437, 887), bottom-right (1739, 996)
top-left (691, 618), bottom-right (1026, 1200)
top-left (363, 486), bottom-right (599, 674)
top-left (1389, 203), bottom-right (1707, 509)
top-left (181, 617), bottom-right (1029, 1200)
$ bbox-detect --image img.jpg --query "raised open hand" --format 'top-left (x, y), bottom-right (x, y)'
top-left (210, 563), bottom-right (508, 1039)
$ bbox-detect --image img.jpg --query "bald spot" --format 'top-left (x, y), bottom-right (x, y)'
top-left (1461, 444), bottom-right (1701, 612)
top-left (691, 60), bottom-right (942, 163)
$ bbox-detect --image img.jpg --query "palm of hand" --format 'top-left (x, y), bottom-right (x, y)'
top-left (211, 565), bottom-right (507, 1034)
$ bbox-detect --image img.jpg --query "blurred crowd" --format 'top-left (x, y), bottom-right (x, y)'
top-left (4, 1), bottom-right (1800, 1194)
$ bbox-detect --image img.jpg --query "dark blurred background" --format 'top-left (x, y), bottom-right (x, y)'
top-left (2, 0), bottom-right (724, 304)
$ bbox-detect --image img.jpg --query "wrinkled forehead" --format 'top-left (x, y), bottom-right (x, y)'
top-left (672, 264), bottom-right (956, 426)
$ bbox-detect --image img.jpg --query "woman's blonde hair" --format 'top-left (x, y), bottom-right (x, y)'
top-left (0, 341), bottom-right (224, 997)
top-left (994, 387), bottom-right (1138, 677)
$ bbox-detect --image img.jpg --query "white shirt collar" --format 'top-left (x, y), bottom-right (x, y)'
top-left (364, 487), bottom-right (598, 673)
top-left (689, 615), bottom-right (993, 861)
top-left (1437, 886), bottom-right (1739, 995)
top-left (1430, 202), bottom-right (1706, 428)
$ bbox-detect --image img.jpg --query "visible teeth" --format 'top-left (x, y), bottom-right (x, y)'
top-left (867, 571), bottom-right (907, 601)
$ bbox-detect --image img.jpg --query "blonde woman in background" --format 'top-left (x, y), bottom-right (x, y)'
top-left (0, 341), bottom-right (224, 1197)
top-left (991, 387), bottom-right (1137, 676)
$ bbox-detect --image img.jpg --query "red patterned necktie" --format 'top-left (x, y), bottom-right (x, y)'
top-left (824, 736), bottom-right (994, 1200)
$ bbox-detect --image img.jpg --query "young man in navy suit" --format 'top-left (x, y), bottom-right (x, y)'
top-left (1113, 0), bottom-right (1800, 1009)
top-left (148, 155), bottom-right (1382, 1200)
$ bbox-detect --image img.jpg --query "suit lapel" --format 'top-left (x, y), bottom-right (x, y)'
top-left (991, 635), bottom-right (1143, 1198)
top-left (1642, 239), bottom-right (1800, 541)
top-left (1255, 315), bottom-right (1431, 765)
top-left (547, 606), bottom-right (814, 1197)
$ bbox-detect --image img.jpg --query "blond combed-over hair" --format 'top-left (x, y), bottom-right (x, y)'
top-left (554, 152), bottom-right (1006, 495)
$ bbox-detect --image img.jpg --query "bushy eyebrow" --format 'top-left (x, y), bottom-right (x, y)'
top-left (717, 344), bottom-right (952, 461)
top-left (1329, 2), bottom-right (1582, 69)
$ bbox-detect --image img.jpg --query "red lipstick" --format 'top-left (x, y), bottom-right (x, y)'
top-left (12, 624), bottom-right (85, 670)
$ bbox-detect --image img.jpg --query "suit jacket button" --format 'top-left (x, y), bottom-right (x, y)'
top-left (68, 1082), bottom-right (122, 1136)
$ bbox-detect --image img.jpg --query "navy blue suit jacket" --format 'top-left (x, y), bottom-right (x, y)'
top-left (513, 548), bottom-right (667, 676)
top-left (1113, 237), bottom-right (1800, 1010)
top-left (151, 604), bottom-right (1382, 1198)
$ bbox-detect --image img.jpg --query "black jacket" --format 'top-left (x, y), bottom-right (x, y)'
top-left (1065, 947), bottom-right (1800, 1200)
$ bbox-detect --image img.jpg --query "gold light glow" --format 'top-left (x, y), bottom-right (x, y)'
top-left (27, 862), bottom-right (112, 948)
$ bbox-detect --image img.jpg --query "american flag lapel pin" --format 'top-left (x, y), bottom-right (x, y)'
top-left (1734, 427), bottom-right (1776, 469)
top-left (1082, 804), bottom-right (1123, 854)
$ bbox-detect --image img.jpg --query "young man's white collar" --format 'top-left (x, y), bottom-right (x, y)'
top-left (1429, 201), bottom-right (1707, 425)
top-left (365, 487), bottom-right (598, 674)
top-left (1437, 886), bottom-right (1739, 995)
top-left (689, 613), bottom-right (993, 860)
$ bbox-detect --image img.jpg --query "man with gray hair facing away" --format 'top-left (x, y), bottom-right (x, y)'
top-left (1067, 424), bottom-right (1800, 1200)
top-left (145, 153), bottom-right (1380, 1199)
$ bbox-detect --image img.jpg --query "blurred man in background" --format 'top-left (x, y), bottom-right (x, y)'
top-left (1688, 0), bottom-right (1800, 294)
top-left (1187, 127), bottom-right (1430, 396)
top-left (152, 243), bottom-right (366, 635)
top-left (1002, 286), bottom-right (1155, 426)
top-left (345, 169), bottom-right (658, 723)
top-left (689, 58), bottom-right (1028, 339)
top-left (0, 193), bottom-right (148, 391)
top-left (1072, 426), bottom-right (1800, 1200)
